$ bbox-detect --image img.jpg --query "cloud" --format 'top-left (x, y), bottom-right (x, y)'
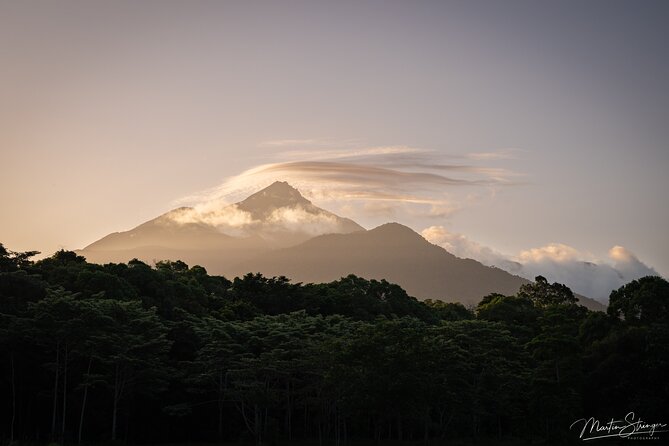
top-left (174, 160), bottom-right (485, 224)
top-left (175, 141), bottom-right (523, 224)
top-left (426, 203), bottom-right (463, 219)
top-left (168, 200), bottom-right (352, 241)
top-left (361, 201), bottom-right (398, 218)
top-left (266, 207), bottom-right (343, 236)
top-left (421, 225), bottom-right (515, 269)
top-left (421, 226), bottom-right (659, 303)
top-left (518, 243), bottom-right (584, 263)
top-left (513, 245), bottom-right (657, 303)
top-left (259, 138), bottom-right (328, 147)
top-left (609, 245), bottom-right (636, 263)
top-left (608, 245), bottom-right (657, 281)
top-left (168, 204), bottom-right (256, 236)
top-left (466, 148), bottom-right (524, 160)
top-left (259, 161), bottom-right (497, 187)
top-left (278, 145), bottom-right (427, 162)
top-left (259, 137), bottom-right (364, 149)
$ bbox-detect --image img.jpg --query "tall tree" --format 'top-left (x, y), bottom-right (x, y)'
top-left (518, 275), bottom-right (578, 307)
top-left (93, 300), bottom-right (171, 440)
top-left (608, 276), bottom-right (669, 324)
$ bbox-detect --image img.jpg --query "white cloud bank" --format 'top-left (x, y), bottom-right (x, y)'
top-left (421, 226), bottom-right (658, 303)
top-left (169, 202), bottom-right (346, 239)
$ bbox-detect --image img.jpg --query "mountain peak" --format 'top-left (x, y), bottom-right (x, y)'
top-left (237, 181), bottom-right (312, 218)
top-left (265, 181), bottom-right (304, 197)
top-left (370, 222), bottom-right (423, 239)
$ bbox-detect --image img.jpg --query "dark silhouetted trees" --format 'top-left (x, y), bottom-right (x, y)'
top-left (0, 247), bottom-right (667, 444)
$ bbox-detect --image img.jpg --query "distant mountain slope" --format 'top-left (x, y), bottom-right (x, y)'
top-left (230, 223), bottom-right (526, 305)
top-left (83, 207), bottom-right (239, 251)
top-left (231, 222), bottom-right (605, 310)
top-left (78, 207), bottom-right (267, 269)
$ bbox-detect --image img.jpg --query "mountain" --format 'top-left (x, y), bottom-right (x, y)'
top-left (233, 222), bottom-right (522, 305)
top-left (78, 182), bottom-right (605, 310)
top-left (232, 222), bottom-right (605, 310)
top-left (232, 181), bottom-right (364, 247)
top-left (78, 207), bottom-right (268, 270)
top-left (77, 181), bottom-right (363, 267)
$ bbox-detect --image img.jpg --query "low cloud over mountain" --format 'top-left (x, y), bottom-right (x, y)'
top-left (421, 226), bottom-right (658, 303)
top-left (168, 181), bottom-right (362, 243)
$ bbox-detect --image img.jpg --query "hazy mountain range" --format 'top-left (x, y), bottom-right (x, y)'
top-left (78, 182), bottom-right (604, 310)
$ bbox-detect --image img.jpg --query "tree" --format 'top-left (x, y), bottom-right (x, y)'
top-left (230, 273), bottom-right (304, 316)
top-left (0, 311), bottom-right (32, 442)
top-left (93, 300), bottom-right (171, 440)
top-left (476, 294), bottom-right (540, 342)
top-left (0, 243), bottom-right (39, 272)
top-left (0, 243), bottom-right (12, 272)
top-left (608, 276), bottom-right (669, 324)
top-left (527, 304), bottom-right (587, 441)
top-left (424, 300), bottom-right (474, 321)
top-left (31, 288), bottom-right (85, 442)
top-left (433, 320), bottom-right (531, 439)
top-left (6, 241), bottom-right (662, 444)
top-left (189, 315), bottom-right (241, 439)
top-left (518, 276), bottom-right (577, 307)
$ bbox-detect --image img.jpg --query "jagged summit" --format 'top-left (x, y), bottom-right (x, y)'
top-left (263, 180), bottom-right (304, 196)
top-left (232, 181), bottom-right (365, 243)
top-left (252, 181), bottom-right (307, 201)
top-left (237, 181), bottom-right (311, 218)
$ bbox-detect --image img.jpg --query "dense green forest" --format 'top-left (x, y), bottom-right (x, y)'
top-left (1, 243), bottom-right (667, 445)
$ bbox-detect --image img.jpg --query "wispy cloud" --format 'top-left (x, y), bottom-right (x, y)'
top-left (260, 161), bottom-right (496, 187)
top-left (277, 145), bottom-right (427, 162)
top-left (259, 138), bottom-right (324, 147)
top-left (175, 140), bottom-right (525, 223)
top-left (259, 137), bottom-right (361, 148)
top-left (466, 148), bottom-right (525, 160)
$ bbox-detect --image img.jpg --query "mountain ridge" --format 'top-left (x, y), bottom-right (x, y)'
top-left (77, 182), bottom-right (605, 310)
top-left (231, 221), bottom-right (528, 305)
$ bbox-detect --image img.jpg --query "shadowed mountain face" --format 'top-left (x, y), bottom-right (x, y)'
top-left (231, 222), bottom-right (604, 310)
top-left (78, 182), bottom-right (605, 310)
top-left (233, 222), bottom-right (527, 306)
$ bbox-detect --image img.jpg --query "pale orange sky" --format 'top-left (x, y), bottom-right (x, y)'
top-left (1, 1), bottom-right (668, 279)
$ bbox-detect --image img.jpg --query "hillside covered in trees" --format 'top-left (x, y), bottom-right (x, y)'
top-left (1, 243), bottom-right (667, 445)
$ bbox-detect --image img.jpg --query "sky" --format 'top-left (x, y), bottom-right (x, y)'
top-left (1, 0), bottom-right (668, 296)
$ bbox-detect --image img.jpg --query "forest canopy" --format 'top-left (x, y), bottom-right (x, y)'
top-left (1, 243), bottom-right (667, 444)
